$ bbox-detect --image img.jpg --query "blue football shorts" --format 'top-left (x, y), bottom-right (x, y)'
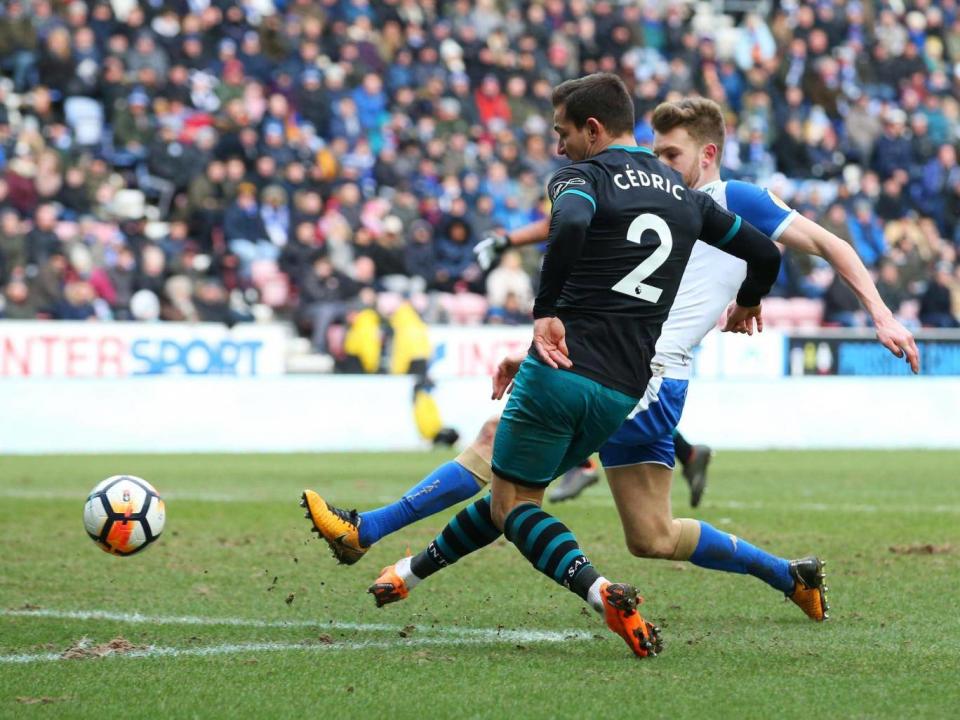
top-left (598, 376), bottom-right (689, 469)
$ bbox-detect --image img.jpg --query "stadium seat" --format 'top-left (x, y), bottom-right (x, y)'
top-left (249, 260), bottom-right (289, 308)
top-left (790, 298), bottom-right (825, 329)
top-left (439, 292), bottom-right (489, 325)
top-left (250, 259), bottom-right (279, 287)
top-left (259, 276), bottom-right (289, 308)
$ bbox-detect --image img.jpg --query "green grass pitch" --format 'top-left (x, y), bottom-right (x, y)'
top-left (1, 450), bottom-right (959, 719)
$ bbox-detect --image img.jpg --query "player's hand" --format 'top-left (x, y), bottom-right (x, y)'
top-left (474, 230), bottom-right (510, 271)
top-left (492, 353), bottom-right (525, 399)
top-left (533, 316), bottom-right (572, 369)
top-left (874, 313), bottom-right (920, 374)
top-left (722, 302), bottom-right (764, 335)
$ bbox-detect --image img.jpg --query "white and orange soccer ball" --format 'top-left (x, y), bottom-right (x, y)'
top-left (83, 476), bottom-right (166, 555)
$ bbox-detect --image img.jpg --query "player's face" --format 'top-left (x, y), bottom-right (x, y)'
top-left (553, 105), bottom-right (592, 162)
top-left (653, 127), bottom-right (713, 188)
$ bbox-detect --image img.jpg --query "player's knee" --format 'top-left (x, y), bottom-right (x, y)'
top-left (473, 417), bottom-right (499, 455)
top-left (490, 498), bottom-right (510, 531)
top-left (490, 495), bottom-right (540, 532)
top-left (624, 531), bottom-right (674, 559)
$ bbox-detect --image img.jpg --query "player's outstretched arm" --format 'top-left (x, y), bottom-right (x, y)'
top-left (778, 215), bottom-right (919, 373)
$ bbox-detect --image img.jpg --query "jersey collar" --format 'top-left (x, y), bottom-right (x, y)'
top-left (698, 179), bottom-right (723, 194)
top-left (606, 144), bottom-right (655, 156)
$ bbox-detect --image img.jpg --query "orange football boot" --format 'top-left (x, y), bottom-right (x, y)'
top-left (787, 557), bottom-right (830, 621)
top-left (600, 582), bottom-right (662, 658)
top-left (300, 490), bottom-right (368, 565)
top-left (368, 563), bottom-right (410, 608)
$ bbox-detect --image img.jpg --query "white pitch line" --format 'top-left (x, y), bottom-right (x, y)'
top-left (0, 635), bottom-right (576, 665)
top-left (0, 608), bottom-right (593, 644)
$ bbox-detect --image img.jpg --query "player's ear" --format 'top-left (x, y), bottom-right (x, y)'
top-left (585, 117), bottom-right (602, 140)
top-left (701, 143), bottom-right (718, 168)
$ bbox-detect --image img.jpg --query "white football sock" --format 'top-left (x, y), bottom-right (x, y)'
top-left (587, 576), bottom-right (608, 614)
top-left (394, 555), bottom-right (421, 590)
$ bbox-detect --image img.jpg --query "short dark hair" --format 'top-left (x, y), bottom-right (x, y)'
top-left (551, 73), bottom-right (635, 137)
top-left (651, 97), bottom-right (725, 160)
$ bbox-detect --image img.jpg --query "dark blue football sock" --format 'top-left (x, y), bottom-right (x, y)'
top-left (689, 521), bottom-right (793, 593)
top-left (503, 504), bottom-right (601, 601)
top-left (409, 493), bottom-right (501, 579)
top-left (673, 429), bottom-right (693, 465)
top-left (358, 461), bottom-right (482, 547)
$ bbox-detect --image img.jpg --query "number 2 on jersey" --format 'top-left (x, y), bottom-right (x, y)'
top-left (611, 213), bottom-right (674, 303)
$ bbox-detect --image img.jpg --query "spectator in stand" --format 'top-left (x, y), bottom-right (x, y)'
top-left (485, 249), bottom-right (532, 314)
top-left (194, 279), bottom-right (238, 325)
top-left (474, 75), bottom-right (511, 128)
top-left (871, 109), bottom-right (914, 181)
top-left (162, 275), bottom-right (198, 323)
top-left (0, 209), bottom-right (27, 283)
top-left (260, 185), bottom-right (291, 250)
top-left (876, 259), bottom-right (907, 317)
top-left (112, 89), bottom-right (154, 165)
top-left (876, 176), bottom-right (909, 221)
top-left (434, 217), bottom-right (481, 293)
top-left (54, 280), bottom-right (98, 321)
top-left (822, 270), bottom-right (866, 328)
top-left (487, 291), bottom-right (530, 325)
top-left (38, 26), bottom-right (76, 96)
top-left (136, 244), bottom-right (168, 298)
top-left (915, 144), bottom-right (960, 235)
top-left (0, 0), bottom-right (37, 92)
top-left (920, 263), bottom-right (960, 328)
top-left (774, 119), bottom-right (810, 179)
top-left (847, 200), bottom-right (887, 268)
top-left (108, 246), bottom-right (137, 320)
top-left (369, 216), bottom-right (417, 292)
top-left (1, 277), bottom-right (36, 319)
top-left (404, 220), bottom-right (437, 289)
top-left (224, 182), bottom-right (274, 274)
top-left (298, 254), bottom-right (364, 355)
top-left (26, 203), bottom-right (61, 269)
top-left (32, 247), bottom-right (67, 314)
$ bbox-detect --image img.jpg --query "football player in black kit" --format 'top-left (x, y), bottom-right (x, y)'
top-left (355, 74), bottom-right (782, 658)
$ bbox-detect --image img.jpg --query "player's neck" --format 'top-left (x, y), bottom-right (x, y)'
top-left (586, 134), bottom-right (640, 158)
top-left (606, 134), bottom-right (639, 150)
top-left (695, 167), bottom-right (722, 189)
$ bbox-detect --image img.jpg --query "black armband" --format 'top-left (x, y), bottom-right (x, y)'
top-left (533, 197), bottom-right (593, 317)
top-left (718, 218), bottom-right (782, 306)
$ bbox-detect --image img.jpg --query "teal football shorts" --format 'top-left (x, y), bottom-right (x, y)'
top-left (491, 356), bottom-right (640, 487)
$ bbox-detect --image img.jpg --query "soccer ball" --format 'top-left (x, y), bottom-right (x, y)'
top-left (83, 476), bottom-right (166, 555)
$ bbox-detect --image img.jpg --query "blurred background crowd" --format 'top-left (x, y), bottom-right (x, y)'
top-left (1, 0), bottom-right (960, 357)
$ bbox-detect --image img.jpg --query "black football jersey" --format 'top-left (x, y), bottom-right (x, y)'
top-left (536, 145), bottom-right (745, 397)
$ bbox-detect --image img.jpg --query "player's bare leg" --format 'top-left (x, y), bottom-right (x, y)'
top-left (303, 418), bottom-right (496, 565)
top-left (606, 463), bottom-right (828, 621)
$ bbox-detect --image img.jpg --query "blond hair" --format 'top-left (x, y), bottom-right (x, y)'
top-left (651, 98), bottom-right (725, 161)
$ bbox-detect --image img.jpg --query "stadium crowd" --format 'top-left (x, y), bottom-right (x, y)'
top-left (1, 0), bottom-right (960, 350)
